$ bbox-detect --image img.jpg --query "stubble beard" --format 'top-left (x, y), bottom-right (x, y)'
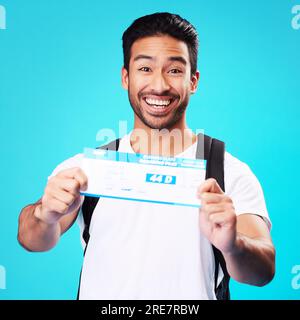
top-left (128, 88), bottom-right (189, 131)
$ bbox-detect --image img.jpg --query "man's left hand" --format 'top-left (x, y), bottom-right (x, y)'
top-left (197, 178), bottom-right (238, 255)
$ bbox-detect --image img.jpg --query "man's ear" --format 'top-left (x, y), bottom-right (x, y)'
top-left (121, 67), bottom-right (129, 90)
top-left (190, 71), bottom-right (200, 94)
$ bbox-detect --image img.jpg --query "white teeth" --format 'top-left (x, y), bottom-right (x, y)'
top-left (145, 98), bottom-right (171, 106)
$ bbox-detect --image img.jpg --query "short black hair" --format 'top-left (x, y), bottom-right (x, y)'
top-left (122, 12), bottom-right (199, 76)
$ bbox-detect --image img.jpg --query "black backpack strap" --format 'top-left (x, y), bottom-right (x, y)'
top-left (196, 133), bottom-right (230, 300)
top-left (81, 138), bottom-right (120, 246)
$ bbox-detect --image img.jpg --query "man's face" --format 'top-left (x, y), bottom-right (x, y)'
top-left (122, 35), bottom-right (199, 130)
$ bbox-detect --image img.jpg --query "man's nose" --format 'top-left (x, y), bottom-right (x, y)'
top-left (149, 71), bottom-right (171, 93)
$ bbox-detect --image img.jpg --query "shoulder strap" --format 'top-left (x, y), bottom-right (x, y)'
top-left (196, 133), bottom-right (230, 300)
top-left (81, 138), bottom-right (120, 245)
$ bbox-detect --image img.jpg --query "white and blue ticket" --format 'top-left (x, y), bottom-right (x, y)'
top-left (80, 148), bottom-right (206, 208)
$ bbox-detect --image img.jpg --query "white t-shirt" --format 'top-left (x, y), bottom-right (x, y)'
top-left (48, 133), bottom-right (270, 300)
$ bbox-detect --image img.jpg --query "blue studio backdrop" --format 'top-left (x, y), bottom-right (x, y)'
top-left (0, 0), bottom-right (299, 299)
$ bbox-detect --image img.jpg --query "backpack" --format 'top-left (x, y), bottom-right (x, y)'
top-left (79, 133), bottom-right (230, 300)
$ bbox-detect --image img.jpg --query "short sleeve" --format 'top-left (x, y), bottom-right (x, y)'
top-left (224, 152), bottom-right (271, 229)
top-left (47, 153), bottom-right (84, 180)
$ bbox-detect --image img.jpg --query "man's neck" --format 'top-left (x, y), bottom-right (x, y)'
top-left (130, 118), bottom-right (196, 157)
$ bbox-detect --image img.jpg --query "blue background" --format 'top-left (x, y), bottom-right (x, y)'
top-left (0, 0), bottom-right (299, 299)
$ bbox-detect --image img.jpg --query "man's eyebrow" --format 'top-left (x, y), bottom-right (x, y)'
top-left (168, 56), bottom-right (187, 66)
top-left (133, 55), bottom-right (154, 62)
top-left (132, 55), bottom-right (187, 66)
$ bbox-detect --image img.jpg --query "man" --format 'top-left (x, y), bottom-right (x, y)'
top-left (18, 12), bottom-right (275, 300)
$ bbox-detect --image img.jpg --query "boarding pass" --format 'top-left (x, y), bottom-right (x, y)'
top-left (80, 148), bottom-right (206, 208)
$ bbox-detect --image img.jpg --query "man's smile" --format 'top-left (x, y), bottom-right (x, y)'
top-left (141, 95), bottom-right (178, 115)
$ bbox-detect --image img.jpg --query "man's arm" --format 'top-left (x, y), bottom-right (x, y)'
top-left (198, 178), bottom-right (275, 286)
top-left (17, 167), bottom-right (87, 252)
top-left (223, 214), bottom-right (275, 286)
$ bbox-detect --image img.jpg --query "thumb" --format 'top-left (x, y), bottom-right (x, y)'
top-left (198, 178), bottom-right (224, 195)
top-left (210, 179), bottom-right (224, 194)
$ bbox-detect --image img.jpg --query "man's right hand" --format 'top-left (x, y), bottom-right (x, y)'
top-left (35, 167), bottom-right (88, 225)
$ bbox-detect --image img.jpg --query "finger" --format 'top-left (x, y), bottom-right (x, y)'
top-left (57, 167), bottom-right (88, 190)
top-left (199, 205), bottom-right (210, 222)
top-left (202, 203), bottom-right (227, 214)
top-left (197, 178), bottom-right (224, 195)
top-left (197, 192), bottom-right (224, 204)
top-left (50, 187), bottom-right (76, 207)
top-left (73, 170), bottom-right (88, 191)
top-left (208, 212), bottom-right (235, 226)
top-left (44, 196), bottom-right (69, 214)
top-left (208, 212), bottom-right (230, 226)
top-left (58, 178), bottom-right (81, 196)
top-left (67, 194), bottom-right (83, 213)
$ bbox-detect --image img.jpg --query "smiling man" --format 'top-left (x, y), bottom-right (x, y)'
top-left (18, 12), bottom-right (275, 300)
top-left (125, 36), bottom-right (195, 131)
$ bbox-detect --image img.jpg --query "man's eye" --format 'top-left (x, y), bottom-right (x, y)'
top-left (138, 67), bottom-right (151, 72)
top-left (169, 69), bottom-right (182, 74)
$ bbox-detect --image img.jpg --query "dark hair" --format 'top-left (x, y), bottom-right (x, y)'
top-left (122, 12), bottom-right (199, 76)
